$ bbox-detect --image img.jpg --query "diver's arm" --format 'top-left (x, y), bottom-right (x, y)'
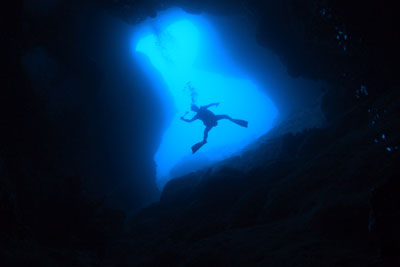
top-left (203, 102), bottom-right (220, 109)
top-left (181, 115), bottom-right (198, 122)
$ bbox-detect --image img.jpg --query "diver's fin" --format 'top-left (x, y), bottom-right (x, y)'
top-left (232, 119), bottom-right (248, 128)
top-left (191, 141), bottom-right (207, 154)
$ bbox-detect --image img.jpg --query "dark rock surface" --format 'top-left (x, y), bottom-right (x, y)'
top-left (1, 0), bottom-right (399, 266)
top-left (122, 90), bottom-right (399, 266)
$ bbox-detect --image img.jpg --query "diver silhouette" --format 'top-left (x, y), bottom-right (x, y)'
top-left (181, 103), bottom-right (248, 153)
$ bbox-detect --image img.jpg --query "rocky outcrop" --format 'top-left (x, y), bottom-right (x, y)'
top-left (122, 87), bottom-right (399, 266)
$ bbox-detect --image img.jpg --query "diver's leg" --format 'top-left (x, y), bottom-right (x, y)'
top-left (203, 126), bottom-right (212, 142)
top-left (216, 114), bottom-right (232, 121)
top-left (216, 115), bottom-right (248, 128)
top-left (192, 126), bottom-right (211, 154)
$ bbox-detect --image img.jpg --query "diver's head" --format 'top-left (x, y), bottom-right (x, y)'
top-left (191, 104), bottom-right (199, 112)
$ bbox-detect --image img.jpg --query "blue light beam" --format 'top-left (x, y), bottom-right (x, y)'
top-left (135, 10), bottom-right (278, 187)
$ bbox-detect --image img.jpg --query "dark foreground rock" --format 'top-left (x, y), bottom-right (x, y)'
top-left (118, 90), bottom-right (399, 266)
top-left (3, 86), bottom-right (398, 266)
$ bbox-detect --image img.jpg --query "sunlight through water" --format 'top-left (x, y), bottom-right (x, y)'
top-left (134, 9), bottom-right (278, 188)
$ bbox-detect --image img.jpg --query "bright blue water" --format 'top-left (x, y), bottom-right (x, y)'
top-left (134, 9), bottom-right (278, 188)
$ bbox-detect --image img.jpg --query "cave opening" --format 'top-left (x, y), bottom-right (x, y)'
top-left (134, 8), bottom-right (278, 187)
top-left (133, 8), bottom-right (323, 188)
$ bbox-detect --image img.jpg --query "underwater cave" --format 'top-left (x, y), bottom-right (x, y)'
top-left (1, 0), bottom-right (399, 266)
top-left (133, 8), bottom-right (324, 188)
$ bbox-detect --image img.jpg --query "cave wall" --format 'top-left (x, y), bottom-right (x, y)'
top-left (1, 0), bottom-right (163, 243)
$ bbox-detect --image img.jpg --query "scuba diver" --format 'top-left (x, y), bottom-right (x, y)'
top-left (181, 103), bottom-right (248, 153)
